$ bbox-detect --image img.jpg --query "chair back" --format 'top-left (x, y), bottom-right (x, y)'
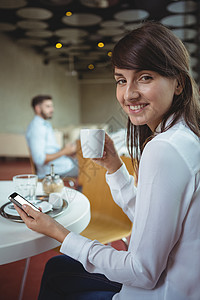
top-left (76, 140), bottom-right (134, 243)
top-left (29, 152), bottom-right (37, 175)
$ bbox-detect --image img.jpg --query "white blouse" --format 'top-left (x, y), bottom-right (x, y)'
top-left (61, 119), bottom-right (200, 300)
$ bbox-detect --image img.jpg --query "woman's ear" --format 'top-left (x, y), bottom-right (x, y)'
top-left (174, 79), bottom-right (183, 95)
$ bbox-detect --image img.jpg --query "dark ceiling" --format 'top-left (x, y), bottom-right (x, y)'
top-left (0, 0), bottom-right (200, 81)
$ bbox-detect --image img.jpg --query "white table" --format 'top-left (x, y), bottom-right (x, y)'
top-left (0, 180), bottom-right (91, 265)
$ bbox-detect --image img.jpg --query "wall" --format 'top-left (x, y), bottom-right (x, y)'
top-left (0, 33), bottom-right (127, 137)
top-left (0, 33), bottom-right (80, 134)
top-left (79, 78), bottom-right (127, 132)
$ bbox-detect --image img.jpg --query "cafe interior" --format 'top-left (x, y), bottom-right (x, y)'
top-left (0, 0), bottom-right (199, 299)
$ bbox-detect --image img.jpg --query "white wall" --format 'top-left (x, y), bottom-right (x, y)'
top-left (0, 33), bottom-right (127, 138)
top-left (0, 33), bottom-right (81, 134)
top-left (79, 79), bottom-right (127, 132)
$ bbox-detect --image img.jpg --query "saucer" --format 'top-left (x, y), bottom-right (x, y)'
top-left (0, 200), bottom-right (68, 222)
top-left (4, 201), bottom-right (53, 216)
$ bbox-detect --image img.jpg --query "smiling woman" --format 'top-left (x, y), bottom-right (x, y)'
top-left (15, 21), bottom-right (200, 300)
top-left (114, 69), bottom-right (181, 131)
top-left (111, 21), bottom-right (200, 170)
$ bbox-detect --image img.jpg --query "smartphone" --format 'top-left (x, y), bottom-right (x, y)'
top-left (8, 192), bottom-right (40, 212)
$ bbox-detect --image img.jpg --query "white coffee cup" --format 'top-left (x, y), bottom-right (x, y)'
top-left (80, 129), bottom-right (105, 158)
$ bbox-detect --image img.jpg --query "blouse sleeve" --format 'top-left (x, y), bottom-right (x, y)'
top-left (60, 139), bottom-right (192, 289)
top-left (105, 163), bottom-right (137, 222)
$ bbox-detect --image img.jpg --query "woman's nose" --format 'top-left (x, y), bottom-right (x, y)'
top-left (124, 85), bottom-right (140, 101)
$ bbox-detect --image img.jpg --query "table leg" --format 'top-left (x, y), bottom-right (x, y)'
top-left (18, 257), bottom-right (30, 300)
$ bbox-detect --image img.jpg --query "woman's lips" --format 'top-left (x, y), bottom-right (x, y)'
top-left (129, 103), bottom-right (148, 112)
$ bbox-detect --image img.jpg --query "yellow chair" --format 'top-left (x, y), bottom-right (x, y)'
top-left (29, 152), bottom-right (38, 175)
top-left (77, 140), bottom-right (134, 249)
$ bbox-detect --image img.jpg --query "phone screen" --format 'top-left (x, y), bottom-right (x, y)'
top-left (9, 192), bottom-right (40, 212)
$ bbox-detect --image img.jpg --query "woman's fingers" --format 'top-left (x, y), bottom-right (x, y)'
top-left (14, 203), bottom-right (69, 243)
top-left (91, 133), bottom-right (122, 173)
top-left (14, 204), bottom-right (30, 220)
top-left (22, 204), bottom-right (39, 216)
top-left (14, 203), bottom-right (40, 227)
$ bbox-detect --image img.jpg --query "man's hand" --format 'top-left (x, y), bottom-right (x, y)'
top-left (62, 142), bottom-right (77, 156)
top-left (45, 142), bottom-right (77, 163)
top-left (14, 204), bottom-right (70, 243)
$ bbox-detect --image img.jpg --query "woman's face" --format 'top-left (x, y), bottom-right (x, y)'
top-left (114, 68), bottom-right (180, 131)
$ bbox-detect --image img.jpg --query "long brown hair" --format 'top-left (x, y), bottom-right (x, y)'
top-left (111, 21), bottom-right (200, 177)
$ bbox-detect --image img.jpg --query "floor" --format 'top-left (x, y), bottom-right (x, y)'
top-left (0, 158), bottom-right (127, 300)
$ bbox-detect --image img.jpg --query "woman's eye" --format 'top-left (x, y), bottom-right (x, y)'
top-left (140, 75), bottom-right (152, 81)
top-left (115, 79), bottom-right (126, 85)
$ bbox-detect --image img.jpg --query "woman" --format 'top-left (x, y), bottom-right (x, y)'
top-left (15, 22), bottom-right (200, 300)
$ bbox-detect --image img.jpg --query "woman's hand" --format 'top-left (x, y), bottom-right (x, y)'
top-left (92, 133), bottom-right (123, 174)
top-left (14, 204), bottom-right (69, 243)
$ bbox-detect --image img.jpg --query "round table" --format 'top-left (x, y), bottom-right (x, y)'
top-left (0, 180), bottom-right (91, 265)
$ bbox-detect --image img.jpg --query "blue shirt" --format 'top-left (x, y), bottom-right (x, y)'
top-left (26, 116), bottom-right (74, 179)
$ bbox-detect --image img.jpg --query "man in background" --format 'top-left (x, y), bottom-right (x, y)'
top-left (26, 95), bottom-right (78, 179)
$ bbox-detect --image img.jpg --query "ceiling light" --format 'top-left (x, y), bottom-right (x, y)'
top-left (184, 42), bottom-right (197, 54)
top-left (17, 20), bottom-right (48, 30)
top-left (0, 0), bottom-right (27, 9)
top-left (161, 14), bottom-right (196, 27)
top-left (62, 13), bottom-right (102, 26)
top-left (172, 28), bottom-right (197, 40)
top-left (56, 42), bottom-right (63, 48)
top-left (88, 64), bottom-right (94, 70)
top-left (0, 22), bottom-right (16, 31)
top-left (98, 42), bottom-right (104, 48)
top-left (55, 28), bottom-right (88, 38)
top-left (97, 28), bottom-right (124, 36)
top-left (167, 1), bottom-right (197, 13)
top-left (65, 11), bottom-right (72, 17)
top-left (16, 7), bottom-right (53, 20)
top-left (18, 38), bottom-right (47, 46)
top-left (80, 0), bottom-right (120, 8)
top-left (25, 30), bottom-right (53, 38)
top-left (114, 9), bottom-right (149, 22)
